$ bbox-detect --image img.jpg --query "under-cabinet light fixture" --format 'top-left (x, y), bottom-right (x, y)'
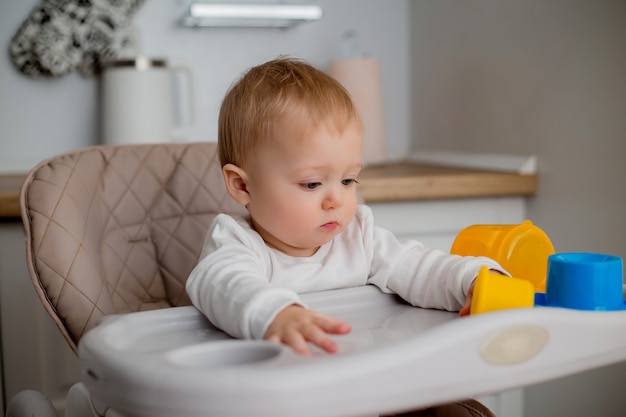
top-left (181, 3), bottom-right (323, 28)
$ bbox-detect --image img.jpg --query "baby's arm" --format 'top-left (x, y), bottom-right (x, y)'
top-left (265, 305), bottom-right (352, 355)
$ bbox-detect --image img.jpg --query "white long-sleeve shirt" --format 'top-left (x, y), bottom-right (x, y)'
top-left (186, 205), bottom-right (505, 340)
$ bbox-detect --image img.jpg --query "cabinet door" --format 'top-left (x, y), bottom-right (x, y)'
top-left (0, 223), bottom-right (79, 415)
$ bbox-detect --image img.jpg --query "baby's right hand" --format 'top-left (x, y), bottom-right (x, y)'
top-left (265, 305), bottom-right (352, 355)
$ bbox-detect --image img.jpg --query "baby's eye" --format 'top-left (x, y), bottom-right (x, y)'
top-left (301, 182), bottom-right (321, 190)
top-left (342, 178), bottom-right (359, 186)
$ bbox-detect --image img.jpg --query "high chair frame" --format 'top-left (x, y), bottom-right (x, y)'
top-left (13, 142), bottom-right (244, 416)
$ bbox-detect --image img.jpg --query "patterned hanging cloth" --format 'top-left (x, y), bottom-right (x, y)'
top-left (9, 0), bottom-right (145, 78)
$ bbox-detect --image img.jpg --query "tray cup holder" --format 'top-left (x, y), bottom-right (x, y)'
top-left (167, 341), bottom-right (282, 368)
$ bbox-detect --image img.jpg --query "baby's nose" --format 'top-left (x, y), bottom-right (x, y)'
top-left (322, 187), bottom-right (342, 210)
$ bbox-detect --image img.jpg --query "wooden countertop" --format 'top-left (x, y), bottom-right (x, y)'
top-left (357, 162), bottom-right (536, 202)
top-left (0, 175), bottom-right (25, 219)
top-left (0, 163), bottom-right (536, 219)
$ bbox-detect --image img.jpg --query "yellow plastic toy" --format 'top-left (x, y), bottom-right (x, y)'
top-left (470, 267), bottom-right (535, 315)
top-left (451, 220), bottom-right (555, 292)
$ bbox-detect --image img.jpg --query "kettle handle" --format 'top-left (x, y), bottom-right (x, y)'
top-left (169, 64), bottom-right (195, 138)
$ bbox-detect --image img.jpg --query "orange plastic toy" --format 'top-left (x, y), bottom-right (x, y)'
top-left (451, 220), bottom-right (555, 292)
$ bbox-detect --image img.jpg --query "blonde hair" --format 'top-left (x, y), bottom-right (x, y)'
top-left (218, 57), bottom-right (361, 167)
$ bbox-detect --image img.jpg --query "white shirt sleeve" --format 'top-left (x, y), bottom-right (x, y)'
top-left (185, 215), bottom-right (302, 340)
top-left (357, 206), bottom-right (507, 311)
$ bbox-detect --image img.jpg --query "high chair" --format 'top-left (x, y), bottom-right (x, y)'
top-left (14, 142), bottom-right (245, 416)
top-left (11, 142), bottom-right (626, 417)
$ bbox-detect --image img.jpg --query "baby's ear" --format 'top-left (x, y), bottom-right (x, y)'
top-left (222, 164), bottom-right (250, 207)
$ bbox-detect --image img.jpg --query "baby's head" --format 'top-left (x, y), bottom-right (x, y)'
top-left (218, 57), bottom-right (363, 257)
top-left (218, 57), bottom-right (361, 167)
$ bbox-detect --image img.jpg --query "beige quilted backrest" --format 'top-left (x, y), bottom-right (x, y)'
top-left (20, 142), bottom-right (246, 353)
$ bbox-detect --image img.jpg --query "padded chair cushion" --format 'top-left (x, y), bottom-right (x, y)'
top-left (21, 143), bottom-right (246, 352)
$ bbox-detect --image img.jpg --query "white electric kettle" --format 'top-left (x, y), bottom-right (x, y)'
top-left (100, 56), bottom-right (194, 145)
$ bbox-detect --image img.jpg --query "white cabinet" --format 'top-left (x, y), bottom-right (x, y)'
top-left (368, 196), bottom-right (527, 251)
top-left (0, 223), bottom-right (79, 415)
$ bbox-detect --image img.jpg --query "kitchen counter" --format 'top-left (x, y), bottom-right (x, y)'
top-left (0, 175), bottom-right (25, 219)
top-left (357, 162), bottom-right (536, 202)
top-left (0, 164), bottom-right (536, 219)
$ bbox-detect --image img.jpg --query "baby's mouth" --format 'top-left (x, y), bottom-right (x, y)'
top-left (321, 221), bottom-right (339, 231)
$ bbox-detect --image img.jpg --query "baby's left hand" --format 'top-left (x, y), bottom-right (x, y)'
top-left (459, 280), bottom-right (475, 317)
top-left (460, 269), bottom-right (506, 316)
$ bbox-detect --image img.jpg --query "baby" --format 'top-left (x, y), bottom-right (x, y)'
top-left (186, 57), bottom-right (506, 354)
top-left (186, 56), bottom-right (504, 417)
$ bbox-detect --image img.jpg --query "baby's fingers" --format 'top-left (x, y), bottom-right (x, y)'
top-left (302, 325), bottom-right (340, 354)
top-left (282, 332), bottom-right (313, 356)
top-left (264, 306), bottom-right (351, 355)
top-left (315, 315), bottom-right (352, 335)
top-left (300, 315), bottom-right (351, 354)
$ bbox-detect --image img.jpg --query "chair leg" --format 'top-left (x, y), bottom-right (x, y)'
top-left (65, 382), bottom-right (100, 417)
top-left (5, 389), bottom-right (59, 417)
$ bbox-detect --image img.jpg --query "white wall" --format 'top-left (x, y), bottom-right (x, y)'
top-left (0, 0), bottom-right (410, 170)
top-left (0, 1), bottom-right (98, 169)
top-left (409, 0), bottom-right (626, 260)
top-left (410, 1), bottom-right (626, 416)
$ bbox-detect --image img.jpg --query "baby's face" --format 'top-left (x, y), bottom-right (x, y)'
top-left (243, 118), bottom-right (362, 257)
